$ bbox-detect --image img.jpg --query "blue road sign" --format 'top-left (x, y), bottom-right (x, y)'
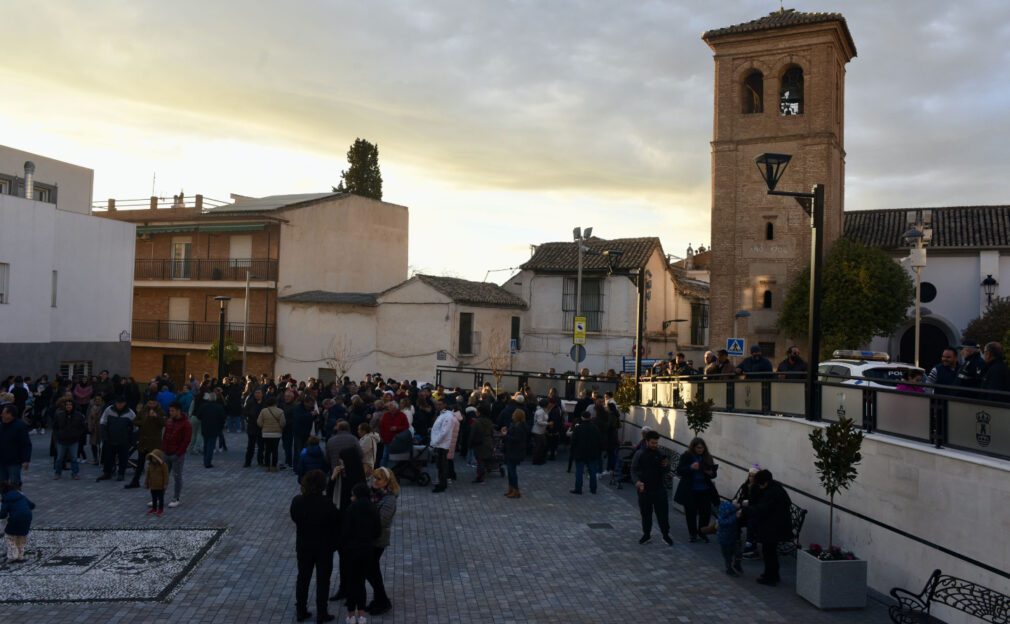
top-left (570, 344), bottom-right (587, 364)
top-left (726, 338), bottom-right (745, 357)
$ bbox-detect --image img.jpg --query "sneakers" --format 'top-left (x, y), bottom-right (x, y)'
top-left (638, 535), bottom-right (652, 545)
top-left (661, 534), bottom-right (674, 546)
top-left (168, 499), bottom-right (180, 508)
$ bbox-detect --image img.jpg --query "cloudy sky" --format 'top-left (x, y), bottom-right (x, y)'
top-left (2, 1), bottom-right (1008, 280)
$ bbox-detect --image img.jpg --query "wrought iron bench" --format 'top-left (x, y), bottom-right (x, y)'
top-left (889, 569), bottom-right (1010, 623)
top-left (776, 502), bottom-right (808, 556)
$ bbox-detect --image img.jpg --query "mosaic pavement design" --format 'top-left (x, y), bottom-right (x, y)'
top-left (0, 528), bottom-right (224, 603)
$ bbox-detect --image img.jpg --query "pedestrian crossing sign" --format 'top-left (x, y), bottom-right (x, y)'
top-left (726, 338), bottom-right (745, 357)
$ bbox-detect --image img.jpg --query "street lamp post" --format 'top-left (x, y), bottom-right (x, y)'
top-left (573, 226), bottom-right (594, 328)
top-left (242, 271), bottom-right (262, 378)
top-left (755, 153), bottom-right (824, 421)
top-left (903, 227), bottom-right (927, 368)
top-left (982, 274), bottom-right (999, 308)
top-left (214, 295), bottom-right (231, 382)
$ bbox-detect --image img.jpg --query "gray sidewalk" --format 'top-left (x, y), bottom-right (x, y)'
top-left (0, 434), bottom-right (887, 622)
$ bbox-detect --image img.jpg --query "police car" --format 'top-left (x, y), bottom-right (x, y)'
top-left (817, 350), bottom-right (924, 387)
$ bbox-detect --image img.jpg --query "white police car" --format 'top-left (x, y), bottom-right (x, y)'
top-left (817, 351), bottom-right (924, 387)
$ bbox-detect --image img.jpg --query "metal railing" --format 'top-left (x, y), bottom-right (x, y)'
top-left (435, 366), bottom-right (619, 401)
top-left (638, 374), bottom-right (1010, 461)
top-left (134, 258), bottom-right (278, 281)
top-left (92, 196), bottom-right (229, 211)
top-left (132, 320), bottom-right (274, 347)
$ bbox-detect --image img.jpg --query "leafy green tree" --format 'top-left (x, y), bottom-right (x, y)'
top-left (685, 398), bottom-right (714, 436)
top-left (208, 337), bottom-right (238, 366)
top-left (778, 238), bottom-right (913, 356)
top-left (334, 138), bottom-right (383, 200)
top-left (964, 297), bottom-right (1010, 346)
top-left (809, 417), bottom-right (863, 550)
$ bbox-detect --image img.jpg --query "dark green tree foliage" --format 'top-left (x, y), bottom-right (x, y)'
top-left (335, 138), bottom-right (383, 200)
top-left (778, 238), bottom-right (913, 355)
top-left (685, 398), bottom-right (715, 436)
top-left (963, 298), bottom-right (1010, 346)
top-left (809, 417), bottom-right (863, 549)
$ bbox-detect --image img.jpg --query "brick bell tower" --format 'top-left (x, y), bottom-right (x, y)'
top-left (703, 9), bottom-right (856, 361)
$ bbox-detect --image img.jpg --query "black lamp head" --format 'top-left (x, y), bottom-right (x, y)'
top-left (982, 274), bottom-right (998, 298)
top-left (754, 153), bottom-right (792, 192)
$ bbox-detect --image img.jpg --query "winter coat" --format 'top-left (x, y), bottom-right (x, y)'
top-left (196, 401), bottom-right (226, 439)
top-left (257, 406), bottom-right (286, 438)
top-left (290, 492), bottom-right (339, 553)
top-left (379, 410), bottom-right (409, 445)
top-left (982, 357), bottom-right (1010, 401)
top-left (339, 496), bottom-right (381, 553)
top-left (373, 489), bottom-right (398, 548)
top-left (446, 410), bottom-right (462, 460)
top-left (162, 416), bottom-right (193, 456)
top-left (100, 405), bottom-right (136, 446)
top-left (156, 389), bottom-right (176, 413)
top-left (430, 410), bottom-right (456, 451)
top-left (631, 446), bottom-right (670, 493)
top-left (145, 450), bottom-right (170, 490)
top-left (0, 489), bottom-right (35, 536)
top-left (325, 431), bottom-right (360, 469)
top-left (359, 432), bottom-right (380, 469)
top-left (296, 444), bottom-right (329, 481)
top-left (87, 401), bottom-right (104, 441)
top-left (54, 407), bottom-right (87, 445)
top-left (531, 408), bottom-right (549, 436)
top-left (504, 422), bottom-right (527, 464)
top-left (748, 480), bottom-right (793, 543)
top-left (674, 452), bottom-right (718, 506)
top-left (243, 397), bottom-right (264, 434)
top-left (290, 404), bottom-right (316, 439)
top-left (468, 416), bottom-right (495, 461)
top-left (570, 419), bottom-right (603, 462)
top-left (134, 404), bottom-right (166, 452)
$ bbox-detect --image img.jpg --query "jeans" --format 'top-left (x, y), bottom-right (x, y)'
top-left (226, 415), bottom-right (243, 433)
top-left (188, 416), bottom-right (203, 454)
top-left (203, 437), bottom-right (217, 467)
top-left (263, 437), bottom-right (280, 467)
top-left (506, 460), bottom-right (519, 489)
top-left (55, 442), bottom-right (80, 476)
top-left (684, 489), bottom-right (713, 538)
top-left (295, 546), bottom-right (333, 616)
top-left (165, 454), bottom-right (185, 500)
top-left (0, 464), bottom-right (23, 485)
top-left (638, 488), bottom-right (671, 537)
top-left (574, 459), bottom-right (600, 493)
top-left (103, 444), bottom-right (131, 477)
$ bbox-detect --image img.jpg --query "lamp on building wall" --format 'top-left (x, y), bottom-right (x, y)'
top-left (982, 274), bottom-right (999, 308)
top-left (903, 226), bottom-right (928, 368)
top-left (213, 295), bottom-right (231, 381)
top-left (755, 152), bottom-right (825, 421)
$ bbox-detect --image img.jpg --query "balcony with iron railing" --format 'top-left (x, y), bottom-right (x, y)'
top-left (134, 258), bottom-right (278, 282)
top-left (132, 320), bottom-right (275, 347)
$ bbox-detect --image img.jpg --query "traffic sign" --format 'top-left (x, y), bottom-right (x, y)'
top-left (726, 338), bottom-right (745, 357)
top-left (573, 316), bottom-right (587, 345)
top-left (570, 344), bottom-right (587, 363)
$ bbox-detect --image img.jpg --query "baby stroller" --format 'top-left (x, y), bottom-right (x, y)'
top-left (388, 429), bottom-right (432, 486)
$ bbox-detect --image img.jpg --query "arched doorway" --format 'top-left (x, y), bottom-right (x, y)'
top-left (899, 322), bottom-right (949, 372)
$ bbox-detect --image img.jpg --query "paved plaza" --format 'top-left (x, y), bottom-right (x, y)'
top-left (0, 433), bottom-right (888, 623)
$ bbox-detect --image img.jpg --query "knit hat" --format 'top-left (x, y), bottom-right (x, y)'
top-left (748, 463), bottom-right (762, 475)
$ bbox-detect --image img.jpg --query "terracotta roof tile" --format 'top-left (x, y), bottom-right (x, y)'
top-left (278, 291), bottom-right (377, 306)
top-left (520, 237), bottom-right (661, 273)
top-left (414, 275), bottom-right (527, 309)
top-left (703, 8), bottom-right (855, 55)
top-left (843, 206), bottom-right (1010, 250)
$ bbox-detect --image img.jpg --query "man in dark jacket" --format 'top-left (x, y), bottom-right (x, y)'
top-left (98, 397), bottom-right (136, 481)
top-left (243, 388), bottom-right (265, 467)
top-left (126, 400), bottom-right (166, 488)
top-left (737, 345), bottom-right (774, 378)
top-left (0, 405), bottom-right (31, 485)
top-left (956, 339), bottom-right (986, 398)
top-left (630, 431), bottom-right (673, 546)
top-left (53, 398), bottom-right (86, 479)
top-left (195, 392), bottom-right (226, 468)
top-left (981, 342), bottom-right (1010, 402)
top-left (291, 396), bottom-right (318, 472)
top-left (776, 346), bottom-right (808, 378)
top-left (747, 469), bottom-right (793, 586)
top-left (569, 412), bottom-right (603, 494)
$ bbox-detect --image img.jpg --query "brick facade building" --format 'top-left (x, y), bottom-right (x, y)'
top-left (703, 9), bottom-right (856, 360)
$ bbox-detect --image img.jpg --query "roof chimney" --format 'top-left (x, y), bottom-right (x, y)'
top-left (23, 161), bottom-right (35, 200)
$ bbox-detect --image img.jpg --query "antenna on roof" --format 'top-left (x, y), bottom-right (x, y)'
top-left (151, 172), bottom-right (156, 197)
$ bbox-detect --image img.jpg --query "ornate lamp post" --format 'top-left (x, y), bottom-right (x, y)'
top-left (754, 153), bottom-right (824, 420)
top-left (982, 274), bottom-right (999, 308)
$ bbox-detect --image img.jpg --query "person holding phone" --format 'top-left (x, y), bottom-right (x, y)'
top-left (674, 437), bottom-right (719, 543)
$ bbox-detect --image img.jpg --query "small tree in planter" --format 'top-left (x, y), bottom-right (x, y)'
top-left (613, 376), bottom-right (638, 415)
top-left (797, 416), bottom-right (867, 609)
top-left (684, 398), bottom-right (714, 436)
top-left (808, 416), bottom-right (864, 552)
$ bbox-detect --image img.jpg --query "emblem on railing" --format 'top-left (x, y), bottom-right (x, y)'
top-left (836, 392), bottom-right (845, 420)
top-left (976, 411), bottom-right (992, 447)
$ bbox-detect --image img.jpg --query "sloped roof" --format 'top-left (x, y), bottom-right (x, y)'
top-left (278, 291), bottom-right (377, 306)
top-left (205, 192), bottom-right (342, 214)
top-left (703, 8), bottom-right (856, 55)
top-left (844, 206), bottom-right (1010, 250)
top-left (414, 275), bottom-right (527, 309)
top-left (674, 273), bottom-right (710, 300)
top-left (520, 237), bottom-right (661, 273)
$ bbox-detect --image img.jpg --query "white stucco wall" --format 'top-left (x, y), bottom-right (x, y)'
top-left (274, 302), bottom-right (378, 381)
top-left (277, 195), bottom-right (408, 297)
top-left (0, 195), bottom-right (133, 345)
top-left (628, 405), bottom-right (1010, 616)
top-left (0, 144), bottom-right (94, 215)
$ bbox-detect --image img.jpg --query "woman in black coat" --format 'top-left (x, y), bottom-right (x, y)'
top-left (746, 469), bottom-right (793, 585)
top-left (502, 408), bottom-right (527, 499)
top-left (290, 469), bottom-right (338, 623)
top-left (340, 482), bottom-right (381, 622)
top-left (673, 437), bottom-right (719, 542)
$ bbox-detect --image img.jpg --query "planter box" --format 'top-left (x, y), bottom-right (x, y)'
top-left (795, 549), bottom-right (868, 609)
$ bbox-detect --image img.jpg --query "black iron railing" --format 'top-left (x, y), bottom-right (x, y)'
top-left (134, 258), bottom-right (278, 281)
top-left (132, 320), bottom-right (274, 347)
